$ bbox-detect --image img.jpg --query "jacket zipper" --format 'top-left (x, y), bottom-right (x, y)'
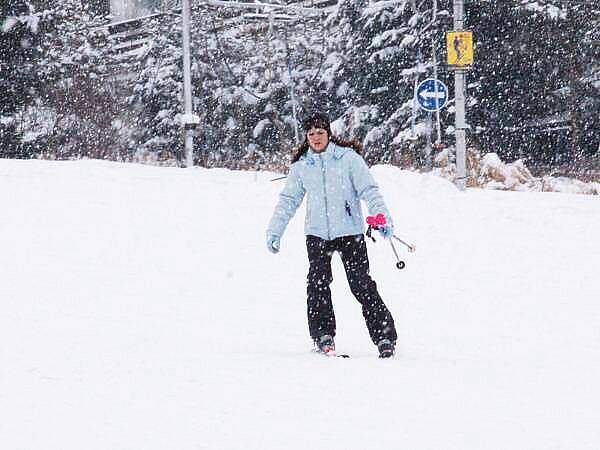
top-left (320, 154), bottom-right (331, 239)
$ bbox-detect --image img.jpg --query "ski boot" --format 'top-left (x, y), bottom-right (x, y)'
top-left (315, 334), bottom-right (336, 356)
top-left (377, 339), bottom-right (395, 358)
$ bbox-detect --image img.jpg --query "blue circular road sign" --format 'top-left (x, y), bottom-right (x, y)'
top-left (416, 78), bottom-right (448, 112)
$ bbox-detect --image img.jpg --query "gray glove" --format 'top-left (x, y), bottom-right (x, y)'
top-left (266, 234), bottom-right (280, 254)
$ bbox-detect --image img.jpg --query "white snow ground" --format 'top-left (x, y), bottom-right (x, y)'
top-left (1, 159), bottom-right (599, 450)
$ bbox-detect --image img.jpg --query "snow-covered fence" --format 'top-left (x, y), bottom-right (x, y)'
top-left (94, 9), bottom-right (182, 63)
top-left (289, 0), bottom-right (338, 12)
top-left (97, 14), bottom-right (164, 60)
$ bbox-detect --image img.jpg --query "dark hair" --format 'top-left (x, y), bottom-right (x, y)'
top-left (292, 112), bottom-right (362, 163)
top-left (302, 112), bottom-right (332, 136)
top-left (291, 134), bottom-right (363, 163)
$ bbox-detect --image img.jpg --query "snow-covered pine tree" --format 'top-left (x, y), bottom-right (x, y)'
top-left (199, 12), bottom-right (330, 169)
top-left (0, 0), bottom-right (41, 157)
top-left (37, 0), bottom-right (126, 159)
top-left (467, 0), bottom-right (599, 173)
top-left (126, 5), bottom-right (252, 166)
top-left (324, 0), bottom-right (452, 167)
top-left (564, 1), bottom-right (600, 173)
top-left (127, 17), bottom-right (188, 164)
top-left (128, 5), bottom-right (328, 169)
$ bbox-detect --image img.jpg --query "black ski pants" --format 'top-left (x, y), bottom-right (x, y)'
top-left (306, 234), bottom-right (397, 345)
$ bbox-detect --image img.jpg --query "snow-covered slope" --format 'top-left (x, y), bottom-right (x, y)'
top-left (1, 159), bottom-right (599, 450)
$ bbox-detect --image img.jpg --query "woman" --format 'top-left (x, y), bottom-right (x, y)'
top-left (266, 112), bottom-right (397, 358)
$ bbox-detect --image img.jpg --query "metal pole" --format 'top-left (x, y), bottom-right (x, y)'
top-left (284, 21), bottom-right (300, 144)
top-left (432, 37), bottom-right (441, 144)
top-left (432, 0), bottom-right (441, 144)
top-left (182, 0), bottom-right (194, 168)
top-left (410, 76), bottom-right (417, 138)
top-left (426, 113), bottom-right (433, 169)
top-left (290, 72), bottom-right (299, 144)
top-left (453, 0), bottom-right (467, 189)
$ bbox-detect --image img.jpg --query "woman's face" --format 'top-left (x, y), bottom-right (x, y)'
top-left (307, 127), bottom-right (329, 152)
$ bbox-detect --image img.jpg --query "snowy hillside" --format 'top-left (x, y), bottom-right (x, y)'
top-left (1, 159), bottom-right (599, 450)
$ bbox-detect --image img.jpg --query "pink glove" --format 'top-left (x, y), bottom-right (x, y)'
top-left (366, 214), bottom-right (394, 239)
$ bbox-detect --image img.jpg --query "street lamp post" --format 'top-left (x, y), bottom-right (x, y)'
top-left (181, 0), bottom-right (199, 168)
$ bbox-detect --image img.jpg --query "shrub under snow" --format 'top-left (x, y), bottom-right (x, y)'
top-left (434, 150), bottom-right (599, 195)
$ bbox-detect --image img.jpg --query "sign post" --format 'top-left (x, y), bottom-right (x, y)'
top-left (416, 78), bottom-right (448, 169)
top-left (449, 0), bottom-right (472, 190)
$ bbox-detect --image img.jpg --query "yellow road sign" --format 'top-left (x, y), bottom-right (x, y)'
top-left (447, 31), bottom-right (474, 68)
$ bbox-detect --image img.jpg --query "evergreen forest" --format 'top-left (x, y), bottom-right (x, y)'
top-left (1, 0), bottom-right (598, 179)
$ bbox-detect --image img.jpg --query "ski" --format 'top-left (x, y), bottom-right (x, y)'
top-left (312, 349), bottom-right (350, 358)
top-left (312, 335), bottom-right (349, 357)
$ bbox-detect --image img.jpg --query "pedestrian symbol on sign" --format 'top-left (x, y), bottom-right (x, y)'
top-left (446, 31), bottom-right (474, 68)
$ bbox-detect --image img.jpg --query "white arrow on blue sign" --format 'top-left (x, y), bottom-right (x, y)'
top-left (416, 78), bottom-right (448, 112)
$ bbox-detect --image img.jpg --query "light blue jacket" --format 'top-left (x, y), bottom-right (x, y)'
top-left (267, 142), bottom-right (392, 241)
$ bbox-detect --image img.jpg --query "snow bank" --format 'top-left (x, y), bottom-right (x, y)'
top-left (478, 152), bottom-right (538, 191)
top-left (434, 149), bottom-right (599, 195)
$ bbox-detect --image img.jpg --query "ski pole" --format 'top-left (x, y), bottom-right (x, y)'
top-left (392, 234), bottom-right (416, 253)
top-left (365, 214), bottom-right (415, 270)
top-left (389, 238), bottom-right (405, 270)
